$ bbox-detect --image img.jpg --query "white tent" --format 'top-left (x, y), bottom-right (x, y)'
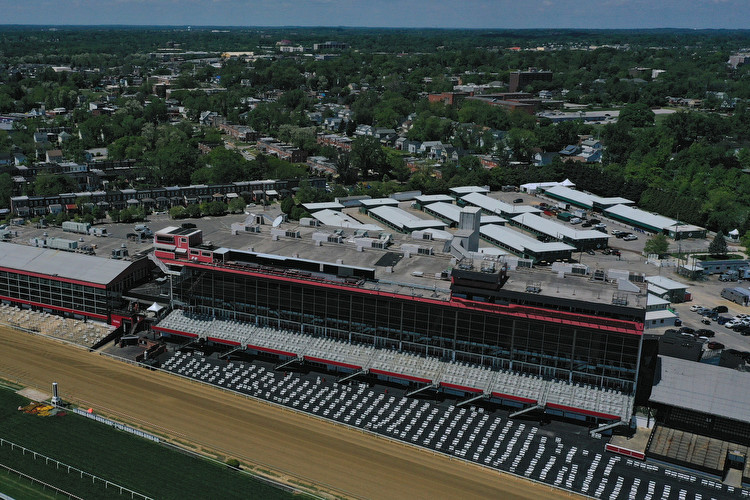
top-left (147, 302), bottom-right (164, 313)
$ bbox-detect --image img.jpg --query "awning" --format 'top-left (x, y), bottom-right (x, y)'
top-left (147, 302), bottom-right (164, 313)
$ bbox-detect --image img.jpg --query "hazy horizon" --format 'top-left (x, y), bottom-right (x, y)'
top-left (1, 1), bottom-right (748, 30)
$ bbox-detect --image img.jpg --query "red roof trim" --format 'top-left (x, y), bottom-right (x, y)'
top-left (440, 382), bottom-right (483, 393)
top-left (246, 343), bottom-right (296, 358)
top-left (0, 266), bottom-right (108, 289)
top-left (605, 444), bottom-right (645, 460)
top-left (0, 295), bottom-right (108, 320)
top-left (206, 336), bottom-right (240, 347)
top-left (158, 259), bottom-right (643, 335)
top-left (152, 326), bottom-right (198, 338)
top-left (369, 368), bottom-right (432, 384)
top-left (304, 356), bottom-right (362, 371)
top-left (546, 402), bottom-right (620, 420)
top-left (490, 392), bottom-right (537, 404)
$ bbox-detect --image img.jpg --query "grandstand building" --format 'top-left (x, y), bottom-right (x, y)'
top-left (152, 227), bottom-right (645, 430)
top-left (0, 242), bottom-right (151, 324)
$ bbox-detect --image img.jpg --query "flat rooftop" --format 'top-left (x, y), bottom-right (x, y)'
top-left (0, 241), bottom-right (134, 286)
top-left (184, 219), bottom-right (646, 312)
top-left (650, 355), bottom-right (750, 424)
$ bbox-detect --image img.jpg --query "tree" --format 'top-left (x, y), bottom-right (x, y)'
top-left (350, 136), bottom-right (387, 179)
top-left (709, 231), bottom-right (728, 257)
top-left (0, 173), bottom-right (12, 209)
top-left (169, 206), bottom-right (187, 219)
top-left (228, 197), bottom-right (246, 214)
top-left (644, 234), bottom-right (669, 257)
top-left (280, 196), bottom-right (295, 215)
top-left (335, 152), bottom-right (358, 185)
top-left (33, 172), bottom-right (77, 196)
top-left (617, 102), bottom-right (655, 128)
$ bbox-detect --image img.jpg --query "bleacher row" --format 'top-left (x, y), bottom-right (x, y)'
top-left (159, 351), bottom-right (741, 500)
top-left (155, 310), bottom-right (633, 421)
top-left (0, 303), bottom-right (112, 347)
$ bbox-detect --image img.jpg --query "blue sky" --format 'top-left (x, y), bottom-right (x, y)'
top-left (0, 0), bottom-right (748, 29)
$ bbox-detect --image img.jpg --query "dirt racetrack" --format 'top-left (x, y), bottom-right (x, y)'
top-left (0, 326), bottom-right (577, 500)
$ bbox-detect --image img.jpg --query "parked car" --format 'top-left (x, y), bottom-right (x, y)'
top-left (707, 342), bottom-right (725, 350)
top-left (690, 304), bottom-right (704, 312)
top-left (717, 316), bottom-right (731, 325)
top-left (589, 219), bottom-right (601, 224)
top-left (601, 248), bottom-right (612, 255)
top-left (679, 326), bottom-right (695, 334)
top-left (612, 229), bottom-right (625, 236)
top-left (696, 328), bottom-right (715, 337)
top-left (570, 217), bottom-right (582, 224)
top-left (582, 221), bottom-right (593, 227)
top-left (701, 317), bottom-right (712, 325)
top-left (673, 318), bottom-right (683, 327)
top-left (513, 198), bottom-right (523, 204)
top-left (725, 320), bottom-right (739, 328)
top-left (623, 234), bottom-right (638, 241)
top-left (712, 305), bottom-right (729, 313)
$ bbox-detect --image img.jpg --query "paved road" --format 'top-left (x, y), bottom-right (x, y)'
top-left (0, 327), bottom-right (570, 500)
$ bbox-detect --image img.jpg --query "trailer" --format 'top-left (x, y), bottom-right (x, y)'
top-left (721, 287), bottom-right (750, 306)
top-left (62, 221), bottom-right (91, 235)
top-left (46, 237), bottom-right (78, 251)
top-left (89, 227), bottom-right (108, 237)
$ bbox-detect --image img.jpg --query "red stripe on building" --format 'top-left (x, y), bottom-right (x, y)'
top-left (0, 295), bottom-right (108, 320)
top-left (490, 392), bottom-right (537, 404)
top-left (369, 369), bottom-right (432, 384)
top-left (159, 259), bottom-right (643, 335)
top-left (546, 402), bottom-right (620, 421)
top-left (304, 356), bottom-right (362, 370)
top-left (206, 336), bottom-right (241, 347)
top-left (152, 326), bottom-right (198, 338)
top-left (440, 382), bottom-right (483, 393)
top-left (245, 344), bottom-right (297, 358)
top-left (0, 266), bottom-right (108, 289)
top-left (605, 444), bottom-right (645, 460)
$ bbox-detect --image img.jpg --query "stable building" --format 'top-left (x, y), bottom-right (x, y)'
top-left (604, 204), bottom-right (706, 240)
top-left (510, 213), bottom-right (609, 251)
top-left (367, 206), bottom-right (446, 233)
top-left (480, 224), bottom-right (575, 263)
top-left (645, 276), bottom-right (690, 304)
top-left (461, 192), bottom-right (542, 218)
top-left (542, 185), bottom-right (633, 212)
top-left (423, 202), bottom-right (506, 228)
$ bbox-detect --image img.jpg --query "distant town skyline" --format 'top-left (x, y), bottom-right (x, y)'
top-left (1, 0), bottom-right (749, 30)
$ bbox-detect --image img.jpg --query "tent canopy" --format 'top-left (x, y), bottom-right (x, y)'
top-left (147, 302), bottom-right (164, 313)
